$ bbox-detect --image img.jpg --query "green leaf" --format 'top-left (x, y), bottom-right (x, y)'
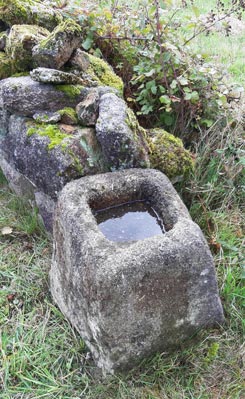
top-left (82, 36), bottom-right (93, 50)
top-left (151, 85), bottom-right (157, 95)
top-left (159, 95), bottom-right (171, 105)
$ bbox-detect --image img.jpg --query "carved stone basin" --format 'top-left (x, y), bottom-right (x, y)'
top-left (50, 168), bottom-right (224, 374)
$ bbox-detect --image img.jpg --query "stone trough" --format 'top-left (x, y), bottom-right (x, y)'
top-left (50, 168), bottom-right (224, 374)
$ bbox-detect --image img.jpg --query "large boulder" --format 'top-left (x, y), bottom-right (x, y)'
top-left (5, 24), bottom-right (50, 72)
top-left (96, 93), bottom-right (150, 170)
top-left (50, 168), bottom-right (224, 374)
top-left (148, 128), bottom-right (194, 179)
top-left (1, 115), bottom-right (105, 199)
top-left (69, 49), bottom-right (124, 93)
top-left (0, 76), bottom-right (87, 116)
top-left (32, 19), bottom-right (82, 69)
top-left (0, 0), bottom-right (62, 30)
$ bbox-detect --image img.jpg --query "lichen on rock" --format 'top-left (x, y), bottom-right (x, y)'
top-left (32, 19), bottom-right (82, 69)
top-left (6, 24), bottom-right (50, 72)
top-left (0, 0), bottom-right (62, 30)
top-left (147, 128), bottom-right (194, 179)
top-left (30, 67), bottom-right (84, 85)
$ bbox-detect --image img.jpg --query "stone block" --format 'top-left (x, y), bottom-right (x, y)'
top-left (50, 168), bottom-right (224, 374)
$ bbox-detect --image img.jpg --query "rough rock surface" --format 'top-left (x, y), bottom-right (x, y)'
top-left (1, 115), bottom-right (105, 199)
top-left (96, 93), bottom-right (150, 169)
top-left (76, 88), bottom-right (100, 126)
top-left (0, 76), bottom-right (87, 116)
top-left (32, 19), bottom-right (82, 69)
top-left (0, 0), bottom-right (63, 31)
top-left (69, 49), bottom-right (124, 92)
top-left (30, 67), bottom-right (84, 85)
top-left (50, 168), bottom-right (224, 374)
top-left (5, 24), bottom-right (50, 72)
top-left (33, 111), bottom-right (61, 124)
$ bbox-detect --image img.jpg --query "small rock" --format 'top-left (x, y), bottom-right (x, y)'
top-left (5, 24), bottom-right (50, 72)
top-left (69, 49), bottom-right (124, 92)
top-left (32, 19), bottom-right (82, 69)
top-left (33, 111), bottom-right (61, 124)
top-left (30, 67), bottom-right (84, 85)
top-left (57, 107), bottom-right (78, 125)
top-left (76, 89), bottom-right (100, 126)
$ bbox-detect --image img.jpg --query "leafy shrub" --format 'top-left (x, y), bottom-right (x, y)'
top-left (61, 0), bottom-right (244, 142)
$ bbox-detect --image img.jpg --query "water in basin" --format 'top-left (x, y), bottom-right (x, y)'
top-left (94, 200), bottom-right (165, 242)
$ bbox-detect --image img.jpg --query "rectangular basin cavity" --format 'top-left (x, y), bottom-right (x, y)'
top-left (93, 199), bottom-right (166, 242)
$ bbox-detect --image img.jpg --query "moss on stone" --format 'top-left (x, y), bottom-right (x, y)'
top-left (86, 52), bottom-right (123, 92)
top-left (6, 24), bottom-right (49, 72)
top-left (0, 0), bottom-right (62, 30)
top-left (125, 107), bottom-right (150, 165)
top-left (38, 19), bottom-right (81, 50)
top-left (0, 52), bottom-right (15, 79)
top-left (58, 107), bottom-right (78, 124)
top-left (11, 71), bottom-right (30, 77)
top-left (55, 84), bottom-right (84, 98)
top-left (27, 123), bottom-right (70, 150)
top-left (148, 128), bottom-right (194, 178)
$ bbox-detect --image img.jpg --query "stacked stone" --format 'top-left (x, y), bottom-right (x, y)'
top-left (0, 0), bottom-right (193, 231)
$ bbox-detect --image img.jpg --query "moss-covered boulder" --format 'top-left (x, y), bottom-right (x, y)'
top-left (6, 24), bottom-right (49, 72)
top-left (0, 52), bottom-right (15, 80)
top-left (32, 19), bottom-right (82, 69)
top-left (148, 128), bottom-right (194, 179)
top-left (70, 49), bottom-right (124, 93)
top-left (2, 115), bottom-right (106, 199)
top-left (0, 0), bottom-right (62, 30)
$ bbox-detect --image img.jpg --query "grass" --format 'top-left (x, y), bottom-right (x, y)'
top-left (0, 132), bottom-right (244, 398)
top-left (1, 1), bottom-right (245, 398)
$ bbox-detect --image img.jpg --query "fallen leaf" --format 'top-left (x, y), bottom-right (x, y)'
top-left (1, 226), bottom-right (13, 235)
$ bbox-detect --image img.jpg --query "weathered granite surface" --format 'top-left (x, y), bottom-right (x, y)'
top-left (50, 168), bottom-right (224, 374)
top-left (1, 115), bottom-right (105, 199)
top-left (30, 67), bottom-right (84, 85)
top-left (96, 93), bottom-right (150, 170)
top-left (32, 19), bottom-right (82, 69)
top-left (0, 76), bottom-right (87, 116)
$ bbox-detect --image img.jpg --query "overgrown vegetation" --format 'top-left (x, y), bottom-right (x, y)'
top-left (0, 0), bottom-right (244, 398)
top-left (62, 0), bottom-right (245, 138)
